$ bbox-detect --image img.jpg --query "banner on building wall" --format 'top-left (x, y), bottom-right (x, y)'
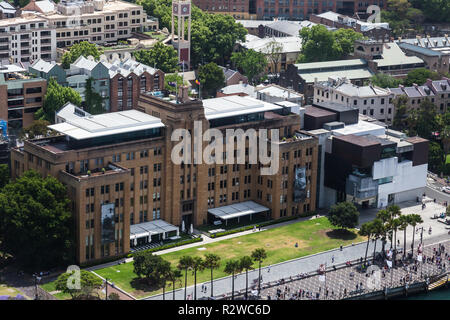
top-left (293, 166), bottom-right (307, 203)
top-left (101, 203), bottom-right (115, 244)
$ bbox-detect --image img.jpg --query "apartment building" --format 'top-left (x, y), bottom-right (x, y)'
top-left (11, 92), bottom-right (318, 264)
top-left (0, 1), bottom-right (17, 19)
top-left (194, 0), bottom-right (386, 20)
top-left (0, 14), bottom-right (56, 64)
top-left (388, 78), bottom-right (450, 114)
top-left (314, 76), bottom-right (395, 124)
top-left (0, 64), bottom-right (46, 134)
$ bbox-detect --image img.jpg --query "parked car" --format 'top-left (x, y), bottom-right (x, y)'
top-left (441, 186), bottom-right (450, 194)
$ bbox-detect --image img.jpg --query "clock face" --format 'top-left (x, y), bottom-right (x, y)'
top-left (181, 4), bottom-right (190, 15)
top-left (172, 4), bottom-right (178, 13)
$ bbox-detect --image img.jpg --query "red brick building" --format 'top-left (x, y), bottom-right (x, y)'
top-left (193, 0), bottom-right (386, 20)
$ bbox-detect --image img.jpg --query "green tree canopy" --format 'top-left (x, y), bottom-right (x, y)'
top-left (133, 251), bottom-right (170, 287)
top-left (61, 41), bottom-right (103, 69)
top-left (133, 42), bottom-right (179, 73)
top-left (404, 68), bottom-right (440, 86)
top-left (367, 73), bottom-right (402, 88)
top-left (428, 141), bottom-right (444, 173)
top-left (0, 170), bottom-right (74, 270)
top-left (231, 49), bottom-right (267, 85)
top-left (55, 270), bottom-right (103, 300)
top-left (0, 164), bottom-right (9, 189)
top-left (83, 78), bottom-right (105, 115)
top-left (36, 78), bottom-right (82, 123)
top-left (21, 120), bottom-right (52, 140)
top-left (164, 73), bottom-right (186, 93)
top-left (328, 201), bottom-right (360, 230)
top-left (198, 62), bottom-right (225, 98)
top-left (297, 25), bottom-right (364, 63)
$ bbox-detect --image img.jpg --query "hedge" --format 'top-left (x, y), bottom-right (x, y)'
top-left (128, 236), bottom-right (203, 257)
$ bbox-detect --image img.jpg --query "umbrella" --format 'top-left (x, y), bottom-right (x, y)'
top-left (181, 220), bottom-right (185, 232)
top-left (190, 224), bottom-right (193, 234)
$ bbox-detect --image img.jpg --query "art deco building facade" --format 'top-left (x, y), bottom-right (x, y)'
top-left (11, 91), bottom-right (318, 264)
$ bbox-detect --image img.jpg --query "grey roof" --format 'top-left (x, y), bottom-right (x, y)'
top-left (397, 42), bottom-right (443, 57)
top-left (316, 11), bottom-right (389, 31)
top-left (265, 20), bottom-right (315, 36)
top-left (130, 220), bottom-right (178, 239)
top-left (294, 59), bottom-right (367, 71)
top-left (208, 201), bottom-right (269, 220)
top-left (100, 57), bottom-right (158, 78)
top-left (398, 37), bottom-right (450, 49)
top-left (317, 78), bottom-right (391, 97)
top-left (374, 42), bottom-right (423, 67)
top-left (30, 59), bottom-right (56, 73)
top-left (218, 66), bottom-right (239, 81)
top-left (220, 83), bottom-right (256, 96)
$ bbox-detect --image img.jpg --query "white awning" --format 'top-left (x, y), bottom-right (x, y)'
top-left (130, 220), bottom-right (179, 240)
top-left (208, 201), bottom-right (269, 220)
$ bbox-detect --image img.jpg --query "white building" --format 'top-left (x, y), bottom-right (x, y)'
top-left (314, 76), bottom-right (395, 124)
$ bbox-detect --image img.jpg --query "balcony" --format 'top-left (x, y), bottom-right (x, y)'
top-left (346, 174), bottom-right (378, 200)
top-left (60, 163), bottom-right (130, 183)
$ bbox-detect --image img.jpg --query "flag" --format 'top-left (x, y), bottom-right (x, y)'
top-left (195, 79), bottom-right (200, 85)
top-left (168, 81), bottom-right (176, 87)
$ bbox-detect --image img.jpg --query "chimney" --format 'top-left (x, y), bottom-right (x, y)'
top-left (178, 85), bottom-right (190, 103)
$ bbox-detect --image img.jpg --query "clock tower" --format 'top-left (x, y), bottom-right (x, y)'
top-left (171, 0), bottom-right (191, 70)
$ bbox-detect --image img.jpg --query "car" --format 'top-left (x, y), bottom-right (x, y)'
top-left (441, 186), bottom-right (450, 194)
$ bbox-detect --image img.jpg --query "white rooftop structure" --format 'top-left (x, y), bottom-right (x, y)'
top-left (256, 84), bottom-right (303, 99)
top-left (318, 77), bottom-right (390, 97)
top-left (241, 35), bottom-right (302, 54)
top-left (71, 55), bottom-right (101, 72)
top-left (100, 56), bottom-right (158, 78)
top-left (374, 42), bottom-right (424, 68)
top-left (220, 83), bottom-right (256, 97)
top-left (130, 220), bottom-right (179, 240)
top-left (202, 95), bottom-right (282, 120)
top-left (316, 11), bottom-right (390, 32)
top-left (48, 109), bottom-right (164, 140)
top-left (0, 64), bottom-right (27, 74)
top-left (0, 1), bottom-right (16, 14)
top-left (30, 59), bottom-right (57, 73)
top-left (331, 119), bottom-right (386, 137)
top-left (55, 102), bottom-right (91, 123)
top-left (208, 201), bottom-right (269, 221)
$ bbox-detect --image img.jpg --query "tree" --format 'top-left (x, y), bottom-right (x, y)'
top-left (164, 73), bottom-right (185, 93)
top-left (387, 205), bottom-right (402, 252)
top-left (133, 42), bottom-right (178, 73)
top-left (231, 49), bottom-right (267, 85)
top-left (239, 255), bottom-right (254, 300)
top-left (224, 259), bottom-right (241, 300)
top-left (133, 251), bottom-right (169, 288)
top-left (328, 201), bottom-right (360, 230)
top-left (0, 164), bottom-right (9, 189)
top-left (428, 142), bottom-right (445, 173)
top-left (166, 267), bottom-right (182, 300)
top-left (203, 253), bottom-right (221, 297)
top-left (62, 41), bottom-right (103, 69)
top-left (36, 78), bottom-right (82, 123)
top-left (108, 292), bottom-right (120, 300)
top-left (408, 214), bottom-right (423, 254)
top-left (158, 259), bottom-right (172, 300)
top-left (370, 218), bottom-right (385, 262)
top-left (392, 95), bottom-right (409, 131)
top-left (0, 170), bottom-right (74, 270)
top-left (191, 256), bottom-right (204, 300)
top-left (381, 0), bottom-right (414, 36)
top-left (359, 222), bottom-right (373, 264)
top-left (55, 270), bottom-right (102, 300)
top-left (404, 68), bottom-right (440, 87)
top-left (177, 255), bottom-right (194, 300)
top-left (198, 62), bottom-right (225, 98)
top-left (84, 78), bottom-right (105, 115)
top-left (251, 248), bottom-right (267, 296)
top-left (297, 25), bottom-right (363, 63)
top-left (407, 99), bottom-right (440, 140)
top-left (376, 209), bottom-right (391, 256)
top-left (398, 215), bottom-right (410, 258)
top-left (264, 40), bottom-right (283, 76)
top-left (21, 120), bottom-right (52, 140)
top-left (411, 0), bottom-right (450, 23)
top-left (367, 73), bottom-right (402, 89)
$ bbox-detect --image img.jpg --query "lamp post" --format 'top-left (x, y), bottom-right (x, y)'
top-left (33, 274), bottom-right (41, 300)
top-left (105, 278), bottom-right (108, 300)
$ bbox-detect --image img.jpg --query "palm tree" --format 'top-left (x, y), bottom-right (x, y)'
top-left (224, 259), bottom-right (242, 300)
top-left (359, 222), bottom-right (372, 265)
top-left (167, 268), bottom-right (183, 300)
top-left (387, 205), bottom-right (402, 251)
top-left (408, 214), bottom-right (423, 255)
top-left (158, 259), bottom-right (172, 300)
top-left (251, 248), bottom-right (267, 296)
top-left (239, 256), bottom-right (254, 300)
top-left (390, 218), bottom-right (401, 252)
top-left (370, 218), bottom-right (384, 262)
top-left (376, 209), bottom-right (391, 256)
top-left (177, 255), bottom-right (194, 300)
top-left (203, 253), bottom-right (221, 297)
top-left (398, 215), bottom-right (410, 258)
top-left (191, 256), bottom-right (205, 300)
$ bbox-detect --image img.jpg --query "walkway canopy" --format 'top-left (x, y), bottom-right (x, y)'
top-left (208, 201), bottom-right (269, 225)
top-left (130, 220), bottom-right (179, 243)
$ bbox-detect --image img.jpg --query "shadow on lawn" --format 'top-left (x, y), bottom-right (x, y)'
top-left (130, 277), bottom-right (166, 293)
top-left (325, 229), bottom-right (358, 240)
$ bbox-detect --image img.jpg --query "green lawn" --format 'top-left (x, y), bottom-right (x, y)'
top-left (446, 154), bottom-right (450, 164)
top-left (0, 284), bottom-right (24, 297)
top-left (95, 217), bottom-right (364, 299)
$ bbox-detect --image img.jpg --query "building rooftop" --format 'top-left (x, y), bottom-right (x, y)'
top-left (331, 119), bottom-right (386, 137)
top-left (316, 11), bottom-right (389, 31)
top-left (373, 42), bottom-right (424, 68)
top-left (313, 101), bottom-right (357, 113)
top-left (317, 77), bottom-right (391, 97)
top-left (241, 35), bottom-right (302, 54)
top-left (265, 20), bottom-right (316, 36)
top-left (304, 105), bottom-right (336, 117)
top-left (99, 56), bottom-right (158, 78)
top-left (29, 59), bottom-right (57, 73)
top-left (334, 134), bottom-right (381, 147)
top-left (295, 58), bottom-right (367, 71)
top-left (220, 83), bottom-right (255, 97)
top-left (202, 95), bottom-right (282, 120)
top-left (55, 102), bottom-right (91, 123)
top-left (256, 84), bottom-right (303, 99)
top-left (48, 109), bottom-right (164, 140)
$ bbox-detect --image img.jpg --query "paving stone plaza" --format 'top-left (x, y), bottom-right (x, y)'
top-left (258, 240), bottom-right (449, 300)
